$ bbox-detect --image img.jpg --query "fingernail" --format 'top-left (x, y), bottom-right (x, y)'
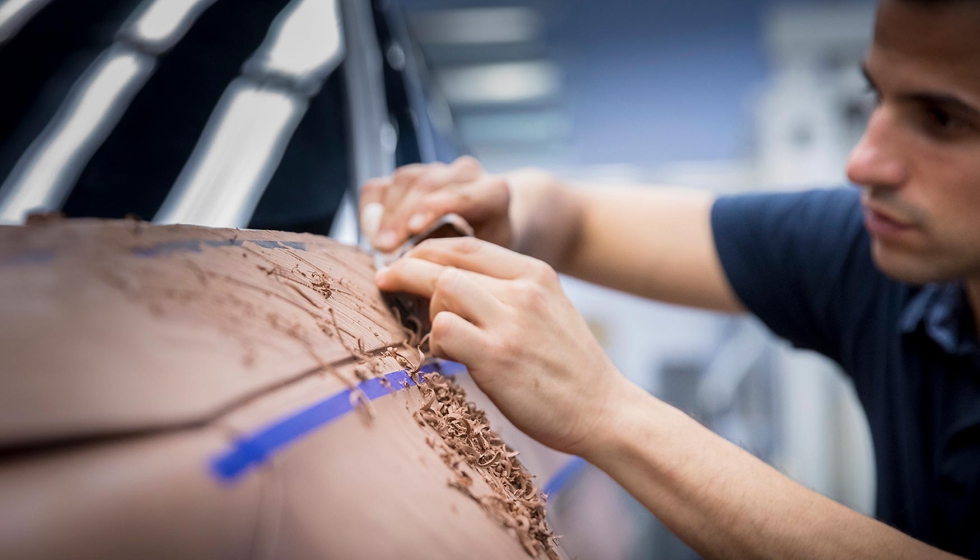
top-left (360, 203), bottom-right (384, 238)
top-left (373, 230), bottom-right (397, 251)
top-left (408, 213), bottom-right (427, 232)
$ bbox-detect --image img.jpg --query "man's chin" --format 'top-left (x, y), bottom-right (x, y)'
top-left (869, 241), bottom-right (946, 285)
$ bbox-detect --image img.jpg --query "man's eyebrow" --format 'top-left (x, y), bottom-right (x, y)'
top-left (861, 63), bottom-right (980, 118)
top-left (904, 92), bottom-right (980, 118)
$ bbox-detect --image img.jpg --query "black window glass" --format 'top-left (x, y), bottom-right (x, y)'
top-left (247, 70), bottom-right (350, 235)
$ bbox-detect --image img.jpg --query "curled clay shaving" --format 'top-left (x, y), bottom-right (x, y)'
top-left (390, 304), bottom-right (429, 351)
top-left (413, 373), bottom-right (559, 559)
top-left (309, 271), bottom-right (333, 299)
top-left (404, 315), bottom-right (423, 344)
top-left (388, 346), bottom-right (424, 385)
top-left (418, 332), bottom-right (432, 353)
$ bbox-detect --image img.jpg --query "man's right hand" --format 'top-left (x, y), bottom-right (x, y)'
top-left (359, 156), bottom-right (514, 252)
top-left (361, 157), bottom-right (740, 312)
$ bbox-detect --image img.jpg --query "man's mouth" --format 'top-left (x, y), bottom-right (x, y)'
top-left (862, 204), bottom-right (914, 239)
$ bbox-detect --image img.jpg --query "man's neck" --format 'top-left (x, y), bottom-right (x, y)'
top-left (967, 277), bottom-right (980, 341)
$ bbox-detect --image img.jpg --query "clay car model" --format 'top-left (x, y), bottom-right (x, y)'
top-left (0, 1), bottom-right (575, 558)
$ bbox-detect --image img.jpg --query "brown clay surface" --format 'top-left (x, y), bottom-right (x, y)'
top-left (0, 219), bottom-right (405, 447)
top-left (0, 219), bottom-right (564, 559)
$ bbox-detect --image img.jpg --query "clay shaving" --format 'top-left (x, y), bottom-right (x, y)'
top-left (413, 372), bottom-right (560, 559)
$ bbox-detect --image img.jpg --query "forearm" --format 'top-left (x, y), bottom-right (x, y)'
top-left (508, 171), bottom-right (742, 311)
top-left (585, 383), bottom-right (961, 560)
top-left (565, 186), bottom-right (741, 310)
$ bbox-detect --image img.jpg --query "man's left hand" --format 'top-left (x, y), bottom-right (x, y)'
top-left (375, 237), bottom-right (629, 456)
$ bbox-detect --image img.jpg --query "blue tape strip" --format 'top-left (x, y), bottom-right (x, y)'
top-left (1, 238), bottom-right (311, 268)
top-left (210, 359), bottom-right (467, 482)
top-left (0, 248), bottom-right (56, 267)
top-left (132, 238), bottom-right (305, 257)
top-left (543, 456), bottom-right (588, 498)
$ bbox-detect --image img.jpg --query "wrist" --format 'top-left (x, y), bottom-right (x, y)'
top-left (507, 171), bottom-right (583, 268)
top-left (576, 377), bottom-right (652, 463)
top-left (578, 380), bottom-right (688, 472)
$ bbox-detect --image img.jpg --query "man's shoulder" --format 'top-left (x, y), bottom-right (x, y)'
top-left (713, 187), bottom-right (863, 230)
top-left (712, 186), bottom-right (872, 285)
top-left (712, 186), bottom-right (906, 362)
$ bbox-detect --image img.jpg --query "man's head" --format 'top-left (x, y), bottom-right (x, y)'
top-left (846, 0), bottom-right (980, 285)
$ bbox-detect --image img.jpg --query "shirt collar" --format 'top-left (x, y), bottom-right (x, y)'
top-left (900, 282), bottom-right (980, 357)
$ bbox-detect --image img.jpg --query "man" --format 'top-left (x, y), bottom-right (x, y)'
top-left (359, 0), bottom-right (979, 557)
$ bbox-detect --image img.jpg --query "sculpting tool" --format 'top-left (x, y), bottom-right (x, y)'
top-left (374, 213), bottom-right (474, 336)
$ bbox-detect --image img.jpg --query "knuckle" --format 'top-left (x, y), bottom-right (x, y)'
top-left (487, 175), bottom-right (508, 192)
top-left (453, 155), bottom-right (481, 172)
top-left (492, 177), bottom-right (511, 204)
top-left (429, 314), bottom-right (455, 357)
top-left (427, 193), bottom-right (455, 214)
top-left (529, 260), bottom-right (558, 285)
top-left (393, 164), bottom-right (425, 184)
top-left (435, 266), bottom-right (461, 293)
top-left (391, 171), bottom-right (410, 185)
top-left (513, 280), bottom-right (548, 311)
top-left (454, 187), bottom-right (477, 208)
top-left (431, 311), bottom-right (455, 339)
top-left (454, 236), bottom-right (481, 255)
top-left (413, 177), bottom-right (442, 193)
top-left (388, 193), bottom-right (421, 219)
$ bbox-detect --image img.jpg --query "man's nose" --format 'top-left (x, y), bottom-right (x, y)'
top-left (845, 106), bottom-right (908, 189)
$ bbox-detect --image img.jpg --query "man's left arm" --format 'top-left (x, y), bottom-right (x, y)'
top-left (591, 383), bottom-right (958, 559)
top-left (376, 236), bottom-right (962, 560)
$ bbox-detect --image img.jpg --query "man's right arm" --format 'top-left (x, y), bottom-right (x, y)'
top-left (547, 180), bottom-right (743, 312)
top-left (360, 157), bottom-right (744, 313)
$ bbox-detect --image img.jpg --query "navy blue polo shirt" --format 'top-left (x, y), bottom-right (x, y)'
top-left (711, 188), bottom-right (980, 558)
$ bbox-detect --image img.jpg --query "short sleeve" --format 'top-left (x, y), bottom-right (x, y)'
top-left (711, 188), bottom-right (880, 364)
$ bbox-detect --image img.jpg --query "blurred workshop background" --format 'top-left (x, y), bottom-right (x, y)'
top-left (0, 0), bottom-right (878, 558)
top-left (394, 0), bottom-right (879, 558)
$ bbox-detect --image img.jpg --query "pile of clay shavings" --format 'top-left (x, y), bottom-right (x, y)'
top-left (412, 371), bottom-right (560, 559)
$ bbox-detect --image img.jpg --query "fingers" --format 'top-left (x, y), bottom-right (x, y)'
top-left (429, 265), bottom-right (505, 327)
top-left (428, 311), bottom-right (488, 365)
top-left (403, 174), bottom-right (510, 236)
top-left (375, 256), bottom-right (441, 296)
top-left (360, 202), bottom-right (384, 240)
top-left (365, 157), bottom-right (484, 251)
top-left (405, 237), bottom-right (549, 281)
top-left (358, 165), bottom-right (428, 246)
top-left (376, 257), bottom-right (504, 325)
top-left (359, 178), bottom-right (388, 239)
top-left (375, 163), bottom-right (447, 247)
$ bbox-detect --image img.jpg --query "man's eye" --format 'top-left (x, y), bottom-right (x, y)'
top-left (927, 107), bottom-right (953, 128)
top-left (916, 105), bottom-right (970, 138)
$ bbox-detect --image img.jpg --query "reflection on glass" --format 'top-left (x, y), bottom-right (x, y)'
top-left (120, 0), bottom-right (218, 53)
top-left (410, 7), bottom-right (541, 45)
top-left (437, 61), bottom-right (561, 106)
top-left (246, 0), bottom-right (343, 92)
top-left (157, 0), bottom-right (344, 228)
top-left (154, 81), bottom-right (304, 227)
top-left (0, 0), bottom-right (53, 44)
top-left (0, 49), bottom-right (153, 223)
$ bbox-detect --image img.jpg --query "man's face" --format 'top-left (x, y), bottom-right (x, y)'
top-left (846, 0), bottom-right (980, 284)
